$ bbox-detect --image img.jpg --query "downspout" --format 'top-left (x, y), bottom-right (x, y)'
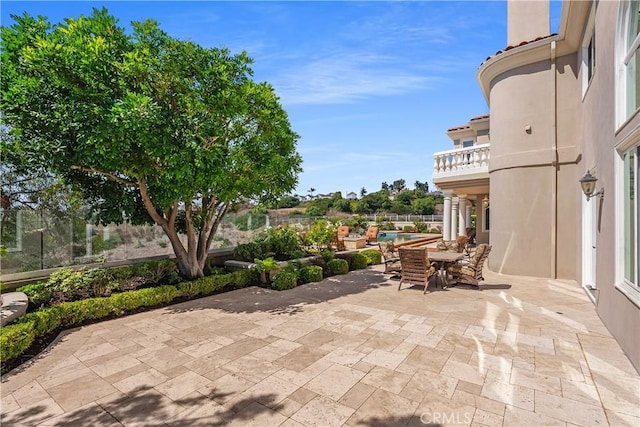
top-left (550, 40), bottom-right (558, 278)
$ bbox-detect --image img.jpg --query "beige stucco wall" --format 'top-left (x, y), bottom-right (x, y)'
top-left (576, 1), bottom-right (640, 373)
top-left (488, 59), bottom-right (563, 278)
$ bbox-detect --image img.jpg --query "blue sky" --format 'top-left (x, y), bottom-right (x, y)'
top-left (1, 1), bottom-right (562, 197)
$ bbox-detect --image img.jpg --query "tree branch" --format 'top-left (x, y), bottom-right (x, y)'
top-left (70, 166), bottom-right (138, 187)
top-left (205, 202), bottom-right (228, 255)
top-left (197, 195), bottom-right (218, 263)
top-left (138, 179), bottom-right (167, 227)
top-left (167, 200), bottom-right (179, 230)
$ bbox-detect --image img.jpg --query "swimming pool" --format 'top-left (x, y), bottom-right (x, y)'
top-left (377, 232), bottom-right (422, 243)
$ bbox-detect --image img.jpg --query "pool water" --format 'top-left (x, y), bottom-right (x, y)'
top-left (377, 232), bottom-right (420, 243)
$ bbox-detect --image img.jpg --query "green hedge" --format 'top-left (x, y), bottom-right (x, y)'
top-left (0, 321), bottom-right (36, 361)
top-left (272, 271), bottom-right (298, 291)
top-left (349, 253), bottom-right (368, 271)
top-left (299, 265), bottom-right (323, 284)
top-left (327, 258), bottom-right (349, 275)
top-left (0, 269), bottom-right (257, 366)
top-left (17, 259), bottom-right (180, 307)
top-left (360, 249), bottom-right (382, 265)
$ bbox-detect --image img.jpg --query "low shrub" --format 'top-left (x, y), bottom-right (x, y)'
top-left (360, 249), bottom-right (382, 265)
top-left (180, 274), bottom-right (227, 297)
top-left (264, 227), bottom-right (306, 260)
top-left (327, 258), bottom-right (349, 275)
top-left (349, 253), bottom-right (368, 271)
top-left (306, 220), bottom-right (336, 251)
top-left (231, 269), bottom-right (258, 288)
top-left (234, 241), bottom-right (271, 262)
top-left (428, 227), bottom-right (442, 234)
top-left (376, 219), bottom-right (396, 231)
top-left (17, 259), bottom-right (181, 308)
top-left (235, 227), bottom-right (306, 262)
top-left (403, 225), bottom-right (414, 232)
top-left (24, 308), bottom-right (62, 336)
top-left (272, 271), bottom-right (298, 291)
top-left (0, 320), bottom-right (36, 361)
top-left (413, 220), bottom-right (429, 233)
top-left (320, 249), bottom-right (335, 263)
top-left (299, 265), bottom-right (323, 284)
top-left (17, 282), bottom-right (52, 307)
top-left (177, 268), bottom-right (258, 298)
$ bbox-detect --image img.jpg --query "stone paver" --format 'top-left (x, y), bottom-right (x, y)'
top-left (2, 266), bottom-right (639, 426)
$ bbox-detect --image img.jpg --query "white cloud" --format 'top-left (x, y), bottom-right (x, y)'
top-left (272, 52), bottom-right (439, 105)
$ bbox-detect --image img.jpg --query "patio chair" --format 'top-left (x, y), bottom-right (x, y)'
top-left (466, 227), bottom-right (476, 245)
top-left (330, 233), bottom-right (346, 251)
top-left (456, 235), bottom-right (469, 254)
top-left (435, 236), bottom-right (466, 254)
top-left (379, 241), bottom-right (401, 274)
top-left (398, 247), bottom-right (437, 293)
top-left (447, 244), bottom-right (492, 287)
top-left (365, 226), bottom-right (379, 244)
top-left (337, 225), bottom-right (350, 240)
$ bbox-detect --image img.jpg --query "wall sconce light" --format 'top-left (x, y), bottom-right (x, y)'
top-left (482, 195), bottom-right (489, 206)
top-left (579, 170), bottom-right (604, 200)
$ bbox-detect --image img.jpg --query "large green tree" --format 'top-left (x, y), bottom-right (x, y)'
top-left (1, 9), bottom-right (302, 278)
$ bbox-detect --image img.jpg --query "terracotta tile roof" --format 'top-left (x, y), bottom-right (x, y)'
top-left (447, 125), bottom-right (471, 132)
top-left (470, 114), bottom-right (489, 121)
top-left (483, 34), bottom-right (557, 63)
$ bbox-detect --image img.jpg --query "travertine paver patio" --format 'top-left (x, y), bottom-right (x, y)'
top-left (1, 266), bottom-right (639, 426)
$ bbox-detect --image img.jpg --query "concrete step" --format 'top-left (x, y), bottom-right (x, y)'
top-left (1, 292), bottom-right (29, 326)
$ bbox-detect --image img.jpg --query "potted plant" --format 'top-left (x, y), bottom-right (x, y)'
top-left (253, 257), bottom-right (280, 284)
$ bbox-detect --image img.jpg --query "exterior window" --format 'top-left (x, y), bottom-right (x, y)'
top-left (462, 140), bottom-right (474, 148)
top-left (623, 146), bottom-right (639, 286)
top-left (587, 34), bottom-right (596, 83)
top-left (582, 7), bottom-right (596, 97)
top-left (618, 1), bottom-right (640, 124)
top-left (484, 206), bottom-right (490, 231)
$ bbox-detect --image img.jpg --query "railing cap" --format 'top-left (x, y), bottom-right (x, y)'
top-left (433, 143), bottom-right (490, 157)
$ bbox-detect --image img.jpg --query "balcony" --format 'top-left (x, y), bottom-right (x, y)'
top-left (432, 143), bottom-right (490, 187)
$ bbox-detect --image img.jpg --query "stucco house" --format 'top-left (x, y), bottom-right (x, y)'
top-left (433, 0), bottom-right (640, 372)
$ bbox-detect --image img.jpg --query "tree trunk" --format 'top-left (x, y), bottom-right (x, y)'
top-left (162, 226), bottom-right (205, 279)
top-left (175, 251), bottom-right (205, 279)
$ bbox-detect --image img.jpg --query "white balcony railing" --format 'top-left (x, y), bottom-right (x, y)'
top-left (433, 143), bottom-right (490, 177)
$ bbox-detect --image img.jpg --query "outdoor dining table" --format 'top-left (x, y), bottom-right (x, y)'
top-left (428, 251), bottom-right (465, 288)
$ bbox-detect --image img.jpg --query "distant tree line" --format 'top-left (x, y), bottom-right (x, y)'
top-left (268, 179), bottom-right (441, 216)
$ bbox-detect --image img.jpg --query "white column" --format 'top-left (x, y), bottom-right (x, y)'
top-left (443, 191), bottom-right (452, 240)
top-left (451, 199), bottom-right (458, 239)
top-left (458, 195), bottom-right (467, 236)
top-left (465, 202), bottom-right (472, 231)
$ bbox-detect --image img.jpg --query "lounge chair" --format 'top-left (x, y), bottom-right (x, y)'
top-left (337, 225), bottom-right (350, 240)
top-left (379, 241), bottom-right (401, 274)
top-left (365, 226), bottom-right (379, 244)
top-left (398, 247), bottom-right (437, 293)
top-left (447, 244), bottom-right (492, 287)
